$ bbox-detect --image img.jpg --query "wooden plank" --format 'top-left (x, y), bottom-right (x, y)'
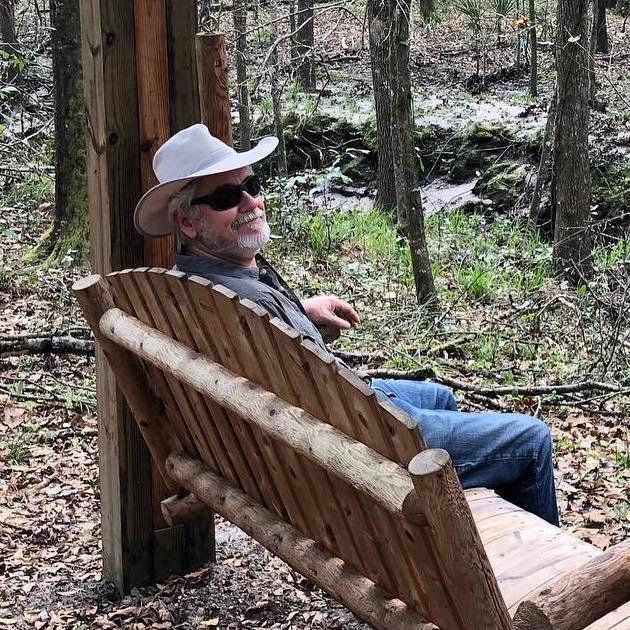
top-left (135, 269), bottom-right (261, 498)
top-left (154, 270), bottom-right (285, 517)
top-left (180, 277), bottom-right (284, 507)
top-left (134, 0), bottom-right (174, 268)
top-left (108, 271), bottom-right (199, 458)
top-left (206, 284), bottom-right (316, 528)
top-left (109, 270), bottom-right (201, 459)
top-left (266, 317), bottom-right (398, 585)
top-left (584, 602), bottom-right (630, 630)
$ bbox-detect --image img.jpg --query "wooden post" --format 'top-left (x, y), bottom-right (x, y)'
top-left (79, 0), bottom-right (212, 592)
top-left (405, 449), bottom-right (513, 630)
top-left (196, 33), bottom-right (233, 144)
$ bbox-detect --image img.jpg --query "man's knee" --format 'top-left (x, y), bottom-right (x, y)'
top-left (434, 384), bottom-right (457, 411)
top-left (523, 416), bottom-right (553, 458)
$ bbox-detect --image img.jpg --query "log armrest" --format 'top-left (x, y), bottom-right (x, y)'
top-left (513, 539), bottom-right (630, 630)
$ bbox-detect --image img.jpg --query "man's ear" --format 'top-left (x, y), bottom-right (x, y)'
top-left (174, 211), bottom-right (197, 239)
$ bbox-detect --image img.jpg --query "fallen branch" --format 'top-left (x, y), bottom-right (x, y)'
top-left (0, 334), bottom-right (94, 357)
top-left (366, 368), bottom-right (626, 398)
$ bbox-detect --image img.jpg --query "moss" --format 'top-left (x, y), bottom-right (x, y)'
top-left (473, 160), bottom-right (528, 212)
top-left (447, 122), bottom-right (518, 182)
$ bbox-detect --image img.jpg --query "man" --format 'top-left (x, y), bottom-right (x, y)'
top-left (135, 124), bottom-right (559, 526)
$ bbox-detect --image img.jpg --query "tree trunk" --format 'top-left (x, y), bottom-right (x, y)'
top-left (389, 0), bottom-right (435, 302)
top-left (552, 0), bottom-right (592, 280)
top-left (595, 0), bottom-right (609, 52)
top-left (295, 0), bottom-right (315, 90)
top-left (529, 87), bottom-right (556, 234)
top-left (367, 0), bottom-right (396, 211)
top-left (233, 0), bottom-right (251, 150)
top-left (0, 0), bottom-right (16, 45)
top-left (29, 0), bottom-right (89, 265)
top-left (529, 0), bottom-right (538, 96)
top-left (270, 0), bottom-right (288, 175)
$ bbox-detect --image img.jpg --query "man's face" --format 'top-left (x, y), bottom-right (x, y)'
top-left (178, 167), bottom-right (270, 263)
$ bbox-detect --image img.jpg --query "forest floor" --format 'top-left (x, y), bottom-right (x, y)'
top-left (1, 5), bottom-right (630, 629)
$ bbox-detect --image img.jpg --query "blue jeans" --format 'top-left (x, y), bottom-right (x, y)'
top-left (371, 379), bottom-right (559, 526)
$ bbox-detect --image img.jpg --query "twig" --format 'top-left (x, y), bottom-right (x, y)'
top-left (364, 368), bottom-right (626, 398)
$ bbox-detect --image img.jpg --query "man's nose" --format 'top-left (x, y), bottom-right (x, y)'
top-left (238, 191), bottom-right (262, 212)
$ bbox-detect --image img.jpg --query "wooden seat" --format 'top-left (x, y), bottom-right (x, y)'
top-left (74, 268), bottom-right (630, 630)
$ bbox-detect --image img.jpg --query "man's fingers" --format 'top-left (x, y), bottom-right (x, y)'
top-left (334, 302), bottom-right (360, 326)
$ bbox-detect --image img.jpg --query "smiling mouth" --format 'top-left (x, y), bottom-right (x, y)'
top-left (232, 213), bottom-right (263, 230)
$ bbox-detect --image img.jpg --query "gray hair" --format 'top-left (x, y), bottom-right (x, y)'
top-left (168, 181), bottom-right (199, 253)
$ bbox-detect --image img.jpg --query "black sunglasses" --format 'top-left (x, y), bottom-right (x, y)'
top-left (191, 174), bottom-right (262, 211)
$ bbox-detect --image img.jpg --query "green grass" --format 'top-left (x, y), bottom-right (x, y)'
top-left (614, 447), bottom-right (630, 469)
top-left (594, 238), bottom-right (630, 271)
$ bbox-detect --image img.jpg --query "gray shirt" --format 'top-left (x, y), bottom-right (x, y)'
top-left (175, 253), bottom-right (327, 350)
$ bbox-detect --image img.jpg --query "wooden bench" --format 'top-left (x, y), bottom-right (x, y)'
top-left (74, 268), bottom-right (630, 630)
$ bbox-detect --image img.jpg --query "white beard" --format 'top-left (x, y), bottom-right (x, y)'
top-left (198, 219), bottom-right (271, 259)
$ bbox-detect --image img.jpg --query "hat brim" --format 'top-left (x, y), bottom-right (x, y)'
top-left (134, 135), bottom-right (279, 238)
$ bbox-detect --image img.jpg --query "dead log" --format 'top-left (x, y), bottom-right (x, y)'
top-left (0, 334), bottom-right (94, 357)
top-left (513, 540), bottom-right (630, 630)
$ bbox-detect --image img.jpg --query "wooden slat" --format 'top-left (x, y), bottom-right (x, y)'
top-left (584, 602), bottom-right (630, 630)
top-left (108, 271), bottom-right (199, 458)
top-left (266, 317), bottom-right (413, 594)
top-left (266, 318), bottom-right (378, 572)
top-left (207, 284), bottom-right (321, 533)
top-left (183, 276), bottom-right (307, 519)
top-left (155, 271), bottom-right (286, 518)
top-left (109, 271), bottom-right (204, 461)
top-left (135, 269), bottom-right (263, 500)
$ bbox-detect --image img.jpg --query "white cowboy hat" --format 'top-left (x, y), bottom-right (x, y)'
top-left (134, 124), bottom-right (279, 237)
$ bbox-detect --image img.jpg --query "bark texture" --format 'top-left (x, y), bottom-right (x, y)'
top-left (30, 0), bottom-right (89, 265)
top-left (367, 0), bottom-right (396, 211)
top-left (595, 0), bottom-right (609, 53)
top-left (233, 0), bottom-right (251, 150)
top-left (389, 0), bottom-right (435, 302)
top-left (270, 0), bottom-right (288, 175)
top-left (295, 0), bottom-right (316, 90)
top-left (552, 0), bottom-right (592, 280)
top-left (0, 0), bottom-right (16, 45)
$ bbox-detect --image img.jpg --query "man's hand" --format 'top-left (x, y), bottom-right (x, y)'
top-left (301, 295), bottom-right (360, 331)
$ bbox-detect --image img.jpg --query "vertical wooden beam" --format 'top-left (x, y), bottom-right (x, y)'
top-left (166, 0), bottom-right (200, 133)
top-left (196, 33), bottom-right (233, 145)
top-left (80, 0), bottom-right (211, 592)
top-left (134, 0), bottom-right (173, 268)
top-left (134, 0), bottom-right (214, 580)
top-left (406, 449), bottom-right (513, 630)
top-left (79, 0), bottom-right (152, 593)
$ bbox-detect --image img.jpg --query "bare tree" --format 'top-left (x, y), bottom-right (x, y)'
top-left (367, 0), bottom-right (396, 211)
top-left (295, 0), bottom-right (316, 89)
top-left (552, 0), bottom-right (593, 280)
top-left (389, 0), bottom-right (435, 302)
top-left (270, 0), bottom-right (288, 175)
top-left (29, 0), bottom-right (88, 265)
top-left (529, 0), bottom-right (538, 96)
top-left (594, 0), bottom-right (609, 53)
top-left (0, 0), bottom-right (15, 46)
top-left (233, 0), bottom-right (252, 149)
